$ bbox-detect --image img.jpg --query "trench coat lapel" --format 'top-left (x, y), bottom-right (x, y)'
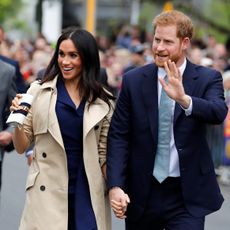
top-left (40, 78), bottom-right (110, 147)
top-left (83, 98), bottom-right (109, 138)
top-left (40, 78), bottom-right (65, 149)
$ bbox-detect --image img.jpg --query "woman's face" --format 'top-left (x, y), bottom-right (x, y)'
top-left (58, 39), bottom-right (82, 81)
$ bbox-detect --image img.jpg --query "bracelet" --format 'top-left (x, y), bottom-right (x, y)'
top-left (9, 123), bottom-right (23, 130)
top-left (25, 150), bottom-right (33, 158)
top-left (20, 105), bottom-right (30, 113)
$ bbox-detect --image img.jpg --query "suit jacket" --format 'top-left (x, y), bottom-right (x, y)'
top-left (0, 55), bottom-right (27, 93)
top-left (19, 78), bottom-right (113, 230)
top-left (107, 60), bottom-right (228, 220)
top-left (0, 60), bottom-right (17, 160)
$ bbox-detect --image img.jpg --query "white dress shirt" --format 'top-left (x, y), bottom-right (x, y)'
top-left (157, 58), bottom-right (192, 177)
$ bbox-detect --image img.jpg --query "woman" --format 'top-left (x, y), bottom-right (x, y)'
top-left (11, 27), bottom-right (114, 230)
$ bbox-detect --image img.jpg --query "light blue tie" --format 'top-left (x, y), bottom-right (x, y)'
top-left (153, 75), bottom-right (173, 183)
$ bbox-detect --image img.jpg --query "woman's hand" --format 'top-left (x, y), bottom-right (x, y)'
top-left (109, 187), bottom-right (130, 219)
top-left (0, 131), bottom-right (12, 146)
top-left (10, 94), bottom-right (24, 112)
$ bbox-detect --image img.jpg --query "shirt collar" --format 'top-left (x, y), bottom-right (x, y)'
top-left (157, 58), bottom-right (187, 78)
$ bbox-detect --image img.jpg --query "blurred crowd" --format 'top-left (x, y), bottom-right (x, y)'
top-left (1, 23), bottom-right (230, 184)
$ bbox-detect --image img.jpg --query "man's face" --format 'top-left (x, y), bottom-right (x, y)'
top-left (152, 25), bottom-right (188, 67)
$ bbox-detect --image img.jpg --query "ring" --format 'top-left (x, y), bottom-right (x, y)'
top-left (20, 105), bottom-right (29, 112)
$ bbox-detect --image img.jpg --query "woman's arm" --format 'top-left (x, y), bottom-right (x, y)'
top-left (10, 94), bottom-right (32, 154)
top-left (13, 125), bottom-right (30, 154)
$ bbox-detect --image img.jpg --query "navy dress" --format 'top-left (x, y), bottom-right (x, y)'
top-left (56, 78), bottom-right (97, 230)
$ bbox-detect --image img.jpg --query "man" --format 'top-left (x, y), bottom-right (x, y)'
top-left (0, 25), bottom-right (17, 192)
top-left (0, 59), bottom-right (17, 191)
top-left (107, 10), bottom-right (228, 230)
top-left (0, 25), bottom-right (27, 93)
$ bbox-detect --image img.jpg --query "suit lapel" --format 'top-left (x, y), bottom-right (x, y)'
top-left (174, 60), bottom-right (198, 123)
top-left (141, 61), bottom-right (198, 136)
top-left (142, 64), bottom-right (158, 143)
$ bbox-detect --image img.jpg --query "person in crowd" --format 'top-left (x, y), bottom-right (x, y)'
top-left (107, 10), bottom-right (227, 230)
top-left (224, 36), bottom-right (230, 71)
top-left (0, 27), bottom-right (17, 194)
top-left (218, 71), bottom-right (230, 185)
top-left (123, 44), bottom-right (146, 73)
top-left (0, 26), bottom-right (28, 93)
top-left (0, 59), bottom-right (17, 193)
top-left (10, 27), bottom-right (114, 230)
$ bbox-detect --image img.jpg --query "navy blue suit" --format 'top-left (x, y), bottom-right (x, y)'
top-left (107, 60), bottom-right (228, 225)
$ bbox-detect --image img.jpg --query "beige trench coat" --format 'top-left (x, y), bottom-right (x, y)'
top-left (19, 77), bottom-right (113, 230)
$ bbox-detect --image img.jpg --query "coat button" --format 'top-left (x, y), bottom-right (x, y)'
top-left (40, 185), bottom-right (46, 191)
top-left (94, 125), bottom-right (99, 130)
top-left (42, 152), bottom-right (47, 158)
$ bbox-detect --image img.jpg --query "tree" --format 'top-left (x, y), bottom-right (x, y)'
top-left (0, 0), bottom-right (23, 24)
top-left (36, 0), bottom-right (43, 33)
top-left (140, 0), bottom-right (230, 41)
top-left (175, 0), bottom-right (230, 41)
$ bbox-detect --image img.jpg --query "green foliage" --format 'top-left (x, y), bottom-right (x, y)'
top-left (190, 0), bottom-right (230, 43)
top-left (0, 0), bottom-right (23, 24)
top-left (208, 0), bottom-right (230, 42)
top-left (139, 2), bottom-right (159, 33)
top-left (140, 0), bottom-right (230, 42)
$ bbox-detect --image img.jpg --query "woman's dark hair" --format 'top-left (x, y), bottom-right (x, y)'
top-left (41, 27), bottom-right (114, 108)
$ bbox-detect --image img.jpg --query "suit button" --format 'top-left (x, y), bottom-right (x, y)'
top-left (181, 168), bottom-right (186, 172)
top-left (42, 152), bottom-right (47, 158)
top-left (40, 185), bottom-right (46, 191)
top-left (94, 125), bottom-right (99, 130)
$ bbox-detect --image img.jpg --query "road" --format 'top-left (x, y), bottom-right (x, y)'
top-left (0, 151), bottom-right (229, 229)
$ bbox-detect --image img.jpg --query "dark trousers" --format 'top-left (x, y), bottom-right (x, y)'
top-left (126, 177), bottom-right (205, 230)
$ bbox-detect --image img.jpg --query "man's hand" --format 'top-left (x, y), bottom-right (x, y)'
top-left (109, 187), bottom-right (130, 219)
top-left (160, 60), bottom-right (191, 109)
top-left (0, 130), bottom-right (12, 146)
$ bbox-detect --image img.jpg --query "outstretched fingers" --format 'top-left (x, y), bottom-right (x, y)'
top-left (164, 60), bottom-right (181, 81)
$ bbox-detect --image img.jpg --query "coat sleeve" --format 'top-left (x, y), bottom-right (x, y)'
top-left (22, 81), bottom-right (41, 145)
top-left (98, 101), bottom-right (114, 167)
top-left (106, 75), bottom-right (131, 190)
top-left (191, 70), bottom-right (228, 124)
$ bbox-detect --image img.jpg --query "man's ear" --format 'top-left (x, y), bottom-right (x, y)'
top-left (182, 37), bottom-right (190, 50)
